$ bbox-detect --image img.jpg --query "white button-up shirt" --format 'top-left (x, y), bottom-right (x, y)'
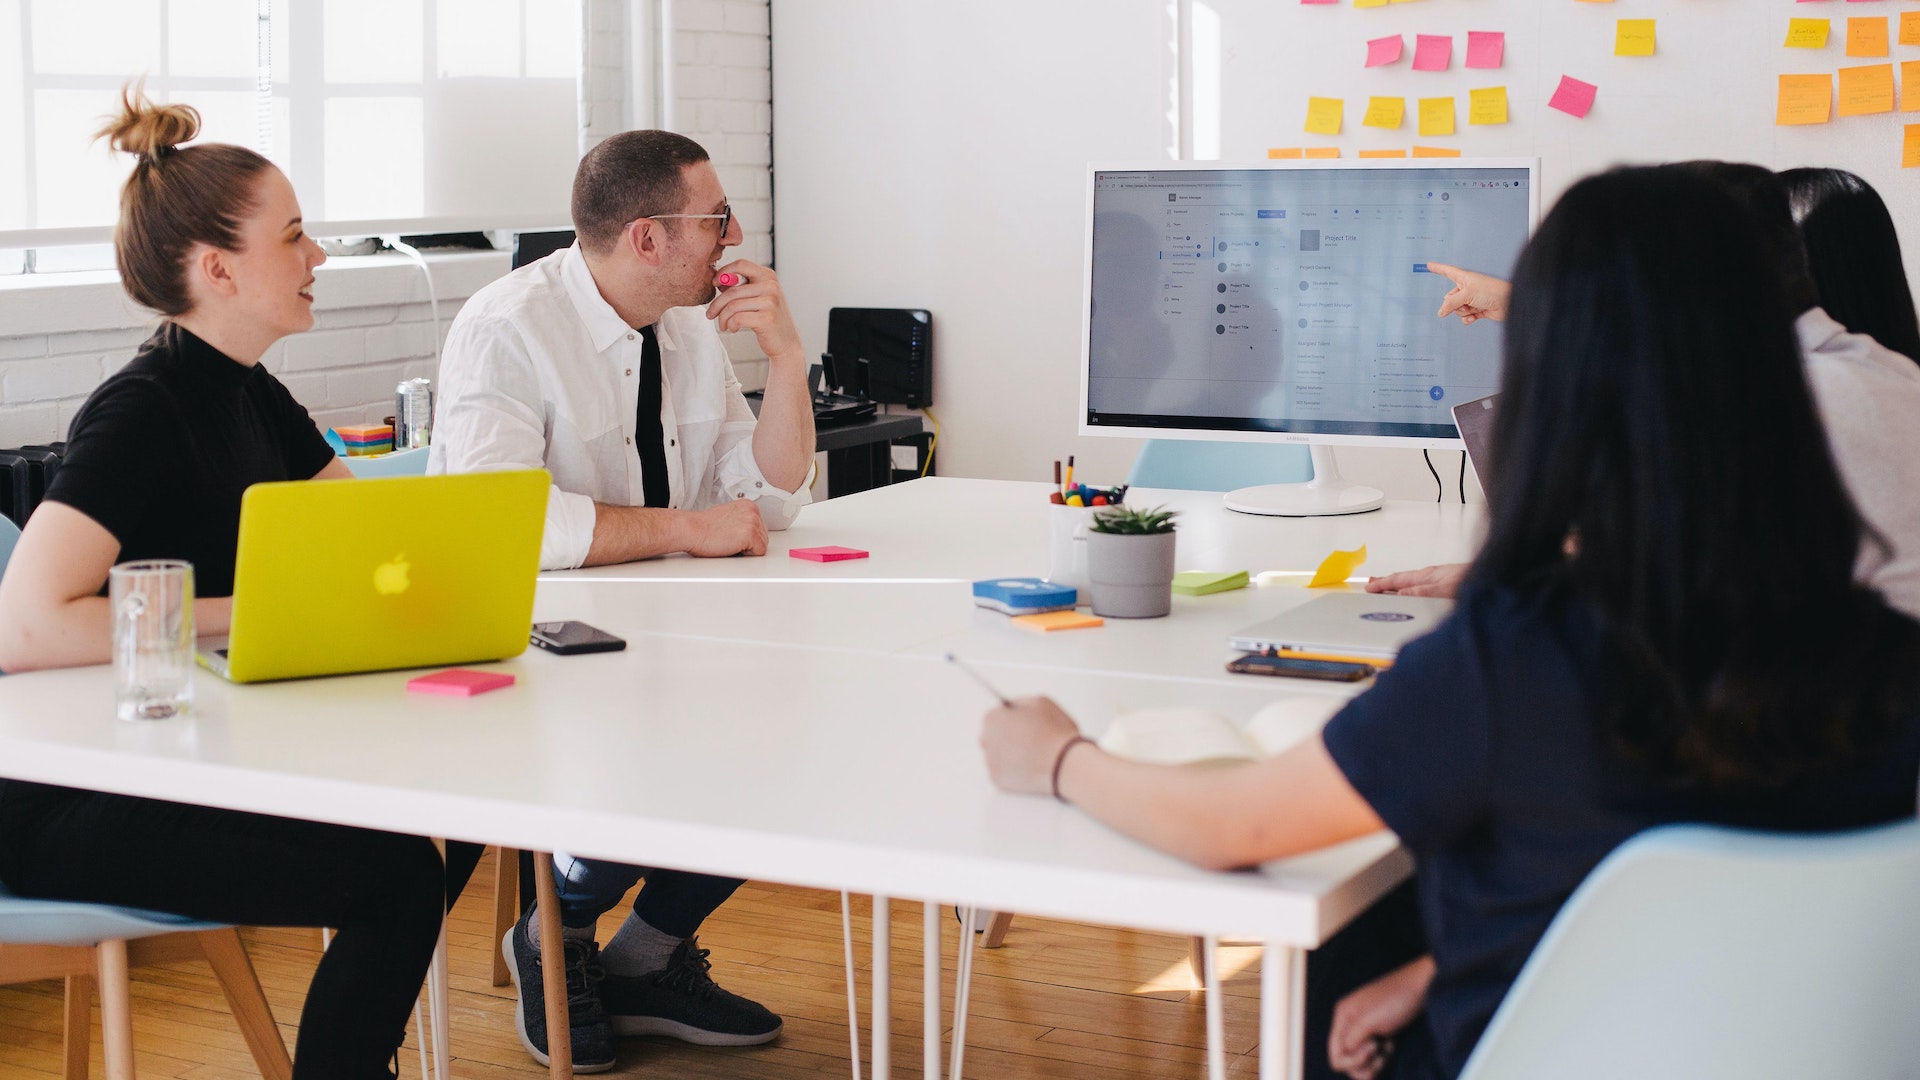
top-left (429, 244), bottom-right (808, 569)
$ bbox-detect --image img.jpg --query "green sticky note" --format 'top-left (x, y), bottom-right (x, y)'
top-left (1172, 570), bottom-right (1251, 596)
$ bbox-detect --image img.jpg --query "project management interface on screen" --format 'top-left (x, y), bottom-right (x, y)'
top-left (1087, 167), bottom-right (1532, 439)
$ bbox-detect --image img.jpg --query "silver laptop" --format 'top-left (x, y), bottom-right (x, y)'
top-left (1228, 592), bottom-right (1454, 660)
top-left (1450, 392), bottom-right (1499, 500)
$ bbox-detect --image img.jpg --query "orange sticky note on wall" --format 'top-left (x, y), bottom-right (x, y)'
top-left (1363, 96), bottom-right (1406, 129)
top-left (1906, 124), bottom-right (1920, 169)
top-left (1304, 147), bottom-right (1341, 159)
top-left (1848, 17), bottom-right (1890, 58)
top-left (1358, 149), bottom-right (1408, 158)
top-left (1905, 62), bottom-right (1920, 112)
top-left (1838, 63), bottom-right (1896, 117)
top-left (1469, 86), bottom-right (1509, 125)
top-left (1412, 145), bottom-right (1462, 158)
top-left (1418, 96), bottom-right (1456, 136)
top-left (1615, 19), bottom-right (1656, 57)
top-left (1306, 96), bottom-right (1344, 135)
top-left (1902, 11), bottom-right (1920, 48)
top-left (1268, 147), bottom-right (1304, 159)
top-left (1778, 73), bottom-right (1834, 125)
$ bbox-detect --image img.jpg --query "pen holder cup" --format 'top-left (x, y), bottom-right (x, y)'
top-left (1045, 504), bottom-right (1097, 603)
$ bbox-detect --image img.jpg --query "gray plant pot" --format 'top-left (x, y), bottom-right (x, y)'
top-left (1085, 530), bottom-right (1177, 618)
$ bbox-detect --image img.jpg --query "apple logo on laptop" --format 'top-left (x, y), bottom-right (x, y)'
top-left (374, 555), bottom-right (411, 595)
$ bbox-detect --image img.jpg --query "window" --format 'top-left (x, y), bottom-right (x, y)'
top-left (0, 0), bottom-right (580, 263)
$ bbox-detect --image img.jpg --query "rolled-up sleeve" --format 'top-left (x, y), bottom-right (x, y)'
top-left (708, 378), bottom-right (810, 531)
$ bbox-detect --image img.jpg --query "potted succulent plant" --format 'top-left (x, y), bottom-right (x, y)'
top-left (1085, 505), bottom-right (1178, 618)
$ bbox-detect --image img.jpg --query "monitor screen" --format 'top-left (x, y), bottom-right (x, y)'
top-left (1081, 160), bottom-right (1536, 447)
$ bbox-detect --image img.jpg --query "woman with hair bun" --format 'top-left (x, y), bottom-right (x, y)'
top-left (0, 85), bottom-right (477, 1078)
top-left (1779, 167), bottom-right (1920, 367)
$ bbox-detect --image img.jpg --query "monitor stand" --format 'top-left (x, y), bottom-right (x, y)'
top-left (1223, 445), bottom-right (1384, 517)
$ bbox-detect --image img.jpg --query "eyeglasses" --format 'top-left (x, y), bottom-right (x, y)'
top-left (646, 204), bottom-right (733, 240)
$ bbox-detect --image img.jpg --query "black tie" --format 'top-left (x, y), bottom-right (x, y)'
top-left (636, 324), bottom-right (670, 508)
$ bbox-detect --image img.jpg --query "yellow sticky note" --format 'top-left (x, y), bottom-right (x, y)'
top-left (1354, 0), bottom-right (1389, 8)
top-left (1615, 19), bottom-right (1656, 57)
top-left (1412, 145), bottom-right (1462, 158)
top-left (1838, 63), bottom-right (1896, 117)
top-left (1906, 124), bottom-right (1920, 169)
top-left (1902, 11), bottom-right (1920, 48)
top-left (1777, 73), bottom-right (1834, 126)
top-left (1358, 149), bottom-right (1408, 158)
top-left (1469, 86), bottom-right (1509, 125)
top-left (1785, 18), bottom-right (1830, 50)
top-left (1848, 17), bottom-right (1889, 58)
top-left (1308, 545), bottom-right (1369, 589)
top-left (1306, 96), bottom-right (1344, 136)
top-left (1363, 96), bottom-right (1406, 129)
top-left (1418, 97), bottom-right (1456, 137)
top-left (1304, 147), bottom-right (1341, 159)
top-left (1268, 147), bottom-right (1304, 159)
top-left (1904, 62), bottom-right (1920, 112)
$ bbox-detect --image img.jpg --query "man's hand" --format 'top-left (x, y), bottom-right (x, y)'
top-left (980, 695), bottom-right (1085, 796)
top-left (706, 261), bottom-right (804, 365)
top-left (1365, 563), bottom-right (1467, 599)
top-left (682, 499), bottom-right (769, 558)
top-left (1328, 956), bottom-right (1436, 1080)
top-left (1427, 262), bottom-right (1511, 325)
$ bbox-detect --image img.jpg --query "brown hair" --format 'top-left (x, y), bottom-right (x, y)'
top-left (570, 129), bottom-right (711, 254)
top-left (96, 82), bottom-right (275, 316)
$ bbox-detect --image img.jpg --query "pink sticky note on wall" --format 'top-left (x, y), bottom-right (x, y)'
top-left (1301, 0), bottom-right (1338, 5)
top-left (1465, 31), bottom-right (1505, 68)
top-left (1413, 34), bottom-right (1453, 71)
top-left (1366, 34), bottom-right (1404, 66)
top-left (1549, 75), bottom-right (1598, 118)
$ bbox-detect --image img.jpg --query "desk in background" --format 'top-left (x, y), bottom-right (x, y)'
top-left (744, 392), bottom-right (929, 498)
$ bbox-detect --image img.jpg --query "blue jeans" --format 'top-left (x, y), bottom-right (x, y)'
top-left (551, 852), bottom-right (744, 939)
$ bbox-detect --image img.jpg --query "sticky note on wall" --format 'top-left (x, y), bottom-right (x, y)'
top-left (1465, 31), bottom-right (1505, 69)
top-left (1367, 34), bottom-right (1404, 67)
top-left (1549, 75), bottom-right (1598, 118)
top-left (1785, 19), bottom-right (1831, 48)
top-left (1413, 145), bottom-right (1462, 157)
top-left (1304, 147), bottom-right (1341, 158)
top-left (1905, 62), bottom-right (1920, 111)
top-left (1364, 96), bottom-right (1406, 128)
top-left (1838, 63), bottom-right (1896, 116)
top-left (1268, 147), bottom-right (1305, 158)
top-left (1778, 73), bottom-right (1835, 124)
top-left (1358, 149), bottom-right (1408, 158)
top-left (1906, 124), bottom-right (1920, 169)
top-left (1419, 96), bottom-right (1456, 136)
top-left (1615, 20), bottom-right (1656, 56)
top-left (1307, 96), bottom-right (1344, 135)
top-left (1902, 12), bottom-right (1920, 47)
top-left (1469, 86), bottom-right (1509, 125)
top-left (1354, 0), bottom-right (1388, 8)
top-left (1848, 17), bottom-right (1889, 57)
top-left (1413, 34), bottom-right (1453, 71)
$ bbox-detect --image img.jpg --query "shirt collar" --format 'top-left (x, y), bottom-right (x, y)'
top-left (560, 243), bottom-right (645, 354)
top-left (1795, 306), bottom-right (1846, 357)
top-left (163, 322), bottom-right (254, 389)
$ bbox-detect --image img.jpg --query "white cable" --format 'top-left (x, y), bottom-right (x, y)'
top-left (385, 237), bottom-right (442, 365)
top-left (841, 891), bottom-right (863, 1080)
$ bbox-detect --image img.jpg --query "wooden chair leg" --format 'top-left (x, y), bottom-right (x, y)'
top-left (493, 846), bottom-right (520, 986)
top-left (62, 973), bottom-right (91, 1080)
top-left (981, 910), bottom-right (1015, 949)
top-left (1188, 936), bottom-right (1208, 988)
top-left (532, 851), bottom-right (573, 1079)
top-left (96, 940), bottom-right (134, 1080)
top-left (197, 929), bottom-right (292, 1080)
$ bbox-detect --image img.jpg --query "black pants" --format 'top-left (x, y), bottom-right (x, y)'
top-left (0, 781), bottom-right (483, 1080)
top-left (1304, 880), bottom-right (1441, 1080)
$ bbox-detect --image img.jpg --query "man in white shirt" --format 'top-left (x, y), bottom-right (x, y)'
top-left (430, 130), bottom-right (811, 1070)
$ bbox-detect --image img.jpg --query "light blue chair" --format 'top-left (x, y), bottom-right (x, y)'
top-left (0, 515), bottom-right (20, 578)
top-left (342, 445), bottom-right (430, 478)
top-left (1459, 818), bottom-right (1920, 1080)
top-left (1124, 439), bottom-right (1312, 491)
top-left (0, 880), bottom-right (290, 1077)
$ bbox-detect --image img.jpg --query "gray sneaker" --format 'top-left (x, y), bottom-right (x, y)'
top-left (503, 912), bottom-right (617, 1071)
top-left (600, 936), bottom-right (784, 1045)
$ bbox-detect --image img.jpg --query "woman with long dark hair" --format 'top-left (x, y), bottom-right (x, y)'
top-left (1779, 167), bottom-right (1920, 365)
top-left (979, 166), bottom-right (1920, 1080)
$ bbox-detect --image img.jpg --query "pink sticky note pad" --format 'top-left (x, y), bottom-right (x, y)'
top-left (1301, 0), bottom-right (1338, 5)
top-left (407, 669), bottom-right (516, 697)
top-left (1465, 31), bottom-right (1505, 69)
top-left (790, 546), bottom-right (870, 562)
top-left (1413, 34), bottom-right (1452, 71)
top-left (1549, 75), bottom-right (1598, 118)
top-left (1366, 35), bottom-right (1404, 67)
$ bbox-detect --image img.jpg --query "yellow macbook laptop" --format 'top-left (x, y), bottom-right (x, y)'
top-left (198, 470), bottom-right (550, 682)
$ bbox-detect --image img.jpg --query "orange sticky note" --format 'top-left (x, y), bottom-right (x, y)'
top-left (1785, 18), bottom-right (1831, 49)
top-left (1304, 147), bottom-right (1341, 159)
top-left (1615, 19), bottom-right (1656, 57)
top-left (1358, 149), bottom-right (1408, 158)
top-left (1906, 124), bottom-right (1920, 169)
top-left (1469, 86), bottom-right (1509, 125)
top-left (1848, 16), bottom-right (1889, 58)
top-left (1412, 145), bottom-right (1462, 157)
top-left (1838, 63), bottom-right (1896, 116)
top-left (1268, 147), bottom-right (1304, 159)
top-left (1418, 96), bottom-right (1456, 137)
top-left (1778, 73), bottom-right (1834, 125)
top-left (1309, 545), bottom-right (1369, 589)
top-left (1363, 96), bottom-right (1406, 129)
top-left (1905, 61), bottom-right (1920, 112)
top-left (1306, 96), bottom-right (1344, 135)
top-left (1902, 11), bottom-right (1920, 48)
top-left (1012, 610), bottom-right (1104, 633)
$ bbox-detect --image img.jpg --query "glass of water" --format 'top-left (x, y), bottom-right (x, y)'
top-left (110, 560), bottom-right (195, 721)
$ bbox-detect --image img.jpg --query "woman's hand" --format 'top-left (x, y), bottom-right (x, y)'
top-left (980, 695), bottom-right (1084, 796)
top-left (1328, 955), bottom-right (1436, 1080)
top-left (1427, 262), bottom-right (1511, 325)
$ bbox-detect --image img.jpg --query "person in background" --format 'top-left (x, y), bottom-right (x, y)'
top-left (0, 86), bottom-right (479, 1079)
top-left (1371, 162), bottom-right (1920, 621)
top-left (980, 167), bottom-right (1920, 1080)
top-left (1778, 167), bottom-right (1920, 366)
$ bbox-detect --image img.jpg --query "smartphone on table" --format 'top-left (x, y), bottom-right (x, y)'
top-left (1225, 651), bottom-right (1374, 682)
top-left (530, 621), bottom-right (627, 655)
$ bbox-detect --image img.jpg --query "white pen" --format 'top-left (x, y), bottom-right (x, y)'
top-left (944, 652), bottom-right (1012, 707)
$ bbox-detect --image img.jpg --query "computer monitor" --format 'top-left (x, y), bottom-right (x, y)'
top-left (1079, 159), bottom-right (1539, 515)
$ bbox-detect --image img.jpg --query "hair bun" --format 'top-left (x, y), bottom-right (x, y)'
top-left (97, 82), bottom-right (201, 161)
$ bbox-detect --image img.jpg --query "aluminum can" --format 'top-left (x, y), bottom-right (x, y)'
top-left (395, 378), bottom-right (433, 449)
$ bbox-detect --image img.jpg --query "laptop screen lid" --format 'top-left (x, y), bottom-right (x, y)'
top-left (1228, 592), bottom-right (1454, 661)
top-left (209, 470), bottom-right (549, 682)
top-left (1450, 393), bottom-right (1499, 501)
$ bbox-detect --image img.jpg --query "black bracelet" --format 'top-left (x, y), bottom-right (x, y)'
top-left (1051, 735), bottom-right (1093, 803)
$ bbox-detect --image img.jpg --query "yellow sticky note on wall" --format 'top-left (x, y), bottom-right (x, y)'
top-left (1615, 19), bottom-right (1656, 57)
top-left (1304, 147), bottom-right (1341, 159)
top-left (1905, 62), bottom-right (1920, 112)
top-left (1358, 149), bottom-right (1408, 158)
top-left (1838, 63), bottom-right (1896, 117)
top-left (1412, 145), bottom-right (1462, 158)
top-left (1784, 19), bottom-right (1830, 50)
top-left (1306, 97), bottom-right (1344, 136)
top-left (1268, 147), bottom-right (1304, 159)
top-left (1902, 12), bottom-right (1920, 48)
top-left (1848, 17), bottom-right (1890, 58)
top-left (1309, 545), bottom-right (1369, 588)
top-left (1418, 97), bottom-right (1456, 136)
top-left (1354, 0), bottom-right (1389, 9)
top-left (1906, 124), bottom-right (1920, 169)
top-left (1777, 74), bottom-right (1834, 126)
top-left (1363, 96), bottom-right (1406, 129)
top-left (1469, 86), bottom-right (1509, 125)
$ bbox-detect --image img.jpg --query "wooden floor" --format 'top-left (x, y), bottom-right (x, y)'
top-left (0, 847), bottom-right (1276, 1078)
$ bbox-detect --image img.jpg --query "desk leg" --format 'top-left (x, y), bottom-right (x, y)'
top-left (1203, 935), bottom-right (1225, 1080)
top-left (532, 852), bottom-right (573, 1078)
top-left (872, 894), bottom-right (890, 1080)
top-left (1259, 942), bottom-right (1306, 1080)
top-left (923, 902), bottom-right (941, 1080)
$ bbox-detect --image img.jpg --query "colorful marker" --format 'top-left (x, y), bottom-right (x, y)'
top-left (716, 272), bottom-right (744, 288)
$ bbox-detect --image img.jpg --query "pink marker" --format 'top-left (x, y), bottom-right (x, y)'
top-left (716, 272), bottom-right (743, 288)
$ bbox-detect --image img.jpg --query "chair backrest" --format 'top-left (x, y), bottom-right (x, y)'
top-left (0, 515), bottom-right (19, 579)
top-left (342, 446), bottom-right (430, 478)
top-left (1459, 818), bottom-right (1920, 1080)
top-left (1124, 440), bottom-right (1312, 492)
